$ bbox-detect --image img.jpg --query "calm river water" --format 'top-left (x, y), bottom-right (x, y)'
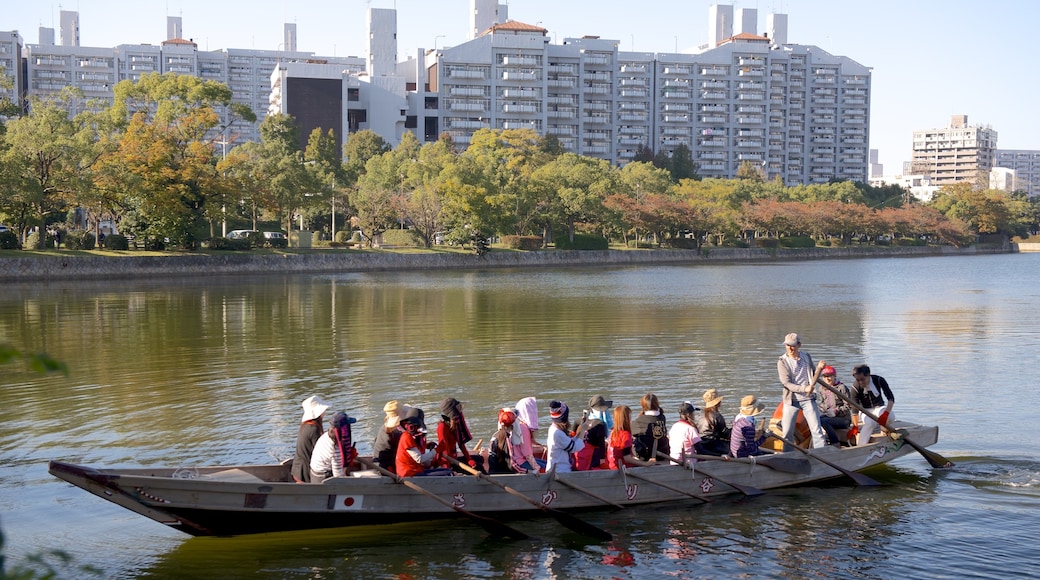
top-left (2, 253), bottom-right (1039, 579)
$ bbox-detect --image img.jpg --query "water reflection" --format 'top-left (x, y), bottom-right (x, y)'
top-left (3, 254), bottom-right (1040, 578)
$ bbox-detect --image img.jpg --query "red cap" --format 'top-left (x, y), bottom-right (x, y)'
top-left (498, 408), bottom-right (516, 426)
top-left (821, 366), bottom-right (836, 376)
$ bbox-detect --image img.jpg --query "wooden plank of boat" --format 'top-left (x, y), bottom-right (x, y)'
top-left (772, 434), bottom-right (882, 486)
top-left (688, 453), bottom-right (812, 475)
top-left (552, 473), bottom-right (626, 510)
top-left (656, 453), bottom-right (764, 497)
top-left (356, 457), bottom-right (529, 540)
top-left (620, 465), bottom-right (708, 502)
top-left (445, 456), bottom-right (612, 541)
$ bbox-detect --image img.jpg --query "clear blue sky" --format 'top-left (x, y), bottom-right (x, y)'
top-left (6, 0), bottom-right (1037, 176)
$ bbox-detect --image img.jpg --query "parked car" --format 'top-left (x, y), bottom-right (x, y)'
top-left (262, 231), bottom-right (286, 241)
top-left (226, 229), bottom-right (259, 240)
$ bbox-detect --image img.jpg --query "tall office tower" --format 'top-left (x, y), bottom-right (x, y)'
top-left (168, 16), bottom-right (183, 40)
top-left (284, 23), bottom-right (297, 53)
top-left (368, 8), bottom-right (397, 77)
top-left (470, 0), bottom-right (507, 39)
top-left (708, 4), bottom-right (734, 47)
top-left (911, 115), bottom-right (998, 187)
top-left (60, 10), bottom-right (80, 47)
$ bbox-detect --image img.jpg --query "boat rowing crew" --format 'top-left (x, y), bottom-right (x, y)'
top-left (48, 421), bottom-right (949, 540)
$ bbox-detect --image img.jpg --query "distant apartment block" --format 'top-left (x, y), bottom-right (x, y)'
top-left (911, 114), bottom-right (997, 188)
top-left (994, 150), bottom-right (1039, 196)
top-left (0, 30), bottom-right (25, 115)
top-left (4, 2), bottom-right (872, 184)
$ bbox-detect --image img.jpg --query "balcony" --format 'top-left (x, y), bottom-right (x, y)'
top-left (663, 66), bottom-right (691, 75)
top-left (450, 102), bottom-right (486, 112)
top-left (585, 85), bottom-right (611, 94)
top-left (449, 69), bottom-right (485, 79)
top-left (548, 79), bottom-right (577, 88)
top-left (620, 89), bottom-right (647, 98)
top-left (502, 104), bottom-right (538, 113)
top-left (699, 115), bottom-right (725, 123)
top-left (620, 78), bottom-right (646, 86)
top-left (701, 67), bottom-right (728, 76)
top-left (547, 109), bottom-right (576, 119)
top-left (502, 56), bottom-right (537, 66)
top-left (502, 71), bottom-right (537, 81)
top-left (620, 64), bottom-right (646, 73)
top-left (619, 113), bottom-right (647, 122)
top-left (451, 87), bottom-right (486, 97)
top-left (548, 126), bottom-right (576, 136)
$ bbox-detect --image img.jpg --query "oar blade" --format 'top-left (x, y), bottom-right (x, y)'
top-left (897, 432), bottom-right (954, 468)
top-left (552, 509), bottom-right (613, 541)
top-left (758, 455), bottom-right (812, 475)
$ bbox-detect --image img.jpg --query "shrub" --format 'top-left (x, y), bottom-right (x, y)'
top-left (102, 234), bottom-right (129, 250)
top-left (664, 236), bottom-right (699, 249)
top-left (779, 236), bottom-right (815, 248)
top-left (501, 235), bottom-right (544, 250)
top-left (720, 236), bottom-right (748, 248)
top-left (894, 237), bottom-right (925, 247)
top-left (266, 236), bottom-right (288, 249)
top-left (817, 239), bottom-right (831, 247)
top-left (753, 238), bottom-right (779, 248)
top-left (0, 230), bottom-right (19, 249)
top-left (64, 231), bottom-right (95, 250)
top-left (207, 237), bottom-right (251, 250)
top-left (25, 231), bottom-right (54, 249)
top-left (381, 229), bottom-right (422, 247)
top-left (141, 236), bottom-right (165, 251)
top-left (556, 234), bottom-right (609, 250)
top-left (335, 230), bottom-right (352, 244)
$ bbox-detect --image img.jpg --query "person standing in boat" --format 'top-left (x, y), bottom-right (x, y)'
top-left (290, 395), bottom-right (330, 483)
top-left (730, 395), bottom-right (768, 458)
top-left (309, 411), bottom-right (359, 481)
top-left (607, 405), bottom-right (656, 469)
top-left (436, 398), bottom-right (483, 472)
top-left (817, 366), bottom-right (853, 445)
top-left (777, 333), bottom-right (828, 451)
top-left (632, 393), bottom-right (670, 461)
top-left (513, 396), bottom-right (544, 474)
top-left (696, 388), bottom-right (730, 455)
top-left (849, 364), bottom-right (896, 446)
top-left (546, 401), bottom-right (585, 472)
top-left (668, 402), bottom-right (702, 467)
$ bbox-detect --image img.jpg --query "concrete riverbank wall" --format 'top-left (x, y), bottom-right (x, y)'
top-left (0, 245), bottom-right (1011, 283)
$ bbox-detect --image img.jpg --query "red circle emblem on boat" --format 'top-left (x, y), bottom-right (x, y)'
top-left (342, 497), bottom-right (355, 507)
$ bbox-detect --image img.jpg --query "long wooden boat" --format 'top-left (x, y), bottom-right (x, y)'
top-left (49, 422), bottom-right (940, 538)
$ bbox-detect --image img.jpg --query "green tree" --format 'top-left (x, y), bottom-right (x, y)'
top-left (304, 127), bottom-right (346, 235)
top-left (352, 132), bottom-right (419, 246)
top-left (0, 89), bottom-right (96, 247)
top-left (402, 136), bottom-right (457, 247)
top-left (534, 152), bottom-right (614, 243)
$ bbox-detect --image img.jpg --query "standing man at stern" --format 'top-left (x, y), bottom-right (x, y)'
top-left (777, 333), bottom-right (828, 451)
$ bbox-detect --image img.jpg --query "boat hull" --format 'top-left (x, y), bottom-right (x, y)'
top-left (49, 423), bottom-right (939, 537)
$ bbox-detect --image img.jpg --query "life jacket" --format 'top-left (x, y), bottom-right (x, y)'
top-left (769, 402), bottom-right (809, 446)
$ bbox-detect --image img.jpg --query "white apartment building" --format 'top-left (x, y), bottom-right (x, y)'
top-left (430, 5), bottom-right (871, 183)
top-left (0, 30), bottom-right (24, 115)
top-left (995, 149), bottom-right (1040, 197)
top-left (911, 114), bottom-right (998, 188)
top-left (17, 12), bottom-right (364, 146)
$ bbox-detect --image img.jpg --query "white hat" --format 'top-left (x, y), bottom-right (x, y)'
top-left (300, 395), bottom-right (330, 422)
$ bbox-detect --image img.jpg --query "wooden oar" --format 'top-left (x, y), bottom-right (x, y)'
top-left (553, 474), bottom-right (626, 510)
top-left (656, 452), bottom-right (764, 497)
top-left (356, 457), bottom-right (529, 540)
top-left (689, 453), bottom-right (812, 475)
top-left (619, 464), bottom-right (708, 502)
top-left (772, 434), bottom-right (882, 487)
top-left (816, 380), bottom-right (954, 469)
top-left (445, 456), bottom-right (612, 541)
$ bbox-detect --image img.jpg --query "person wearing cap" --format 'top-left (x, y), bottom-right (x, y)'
top-left (309, 411), bottom-right (359, 481)
top-left (373, 400), bottom-right (411, 472)
top-left (668, 402), bottom-right (703, 467)
top-left (607, 405), bottom-right (656, 469)
top-left (850, 364), bottom-right (896, 446)
top-left (573, 395), bottom-right (612, 470)
top-left (546, 401), bottom-right (585, 473)
top-left (777, 332), bottom-right (828, 451)
top-left (818, 366), bottom-right (852, 445)
top-left (513, 397), bottom-right (544, 474)
top-left (396, 407), bottom-right (442, 477)
top-left (730, 395), bottom-right (768, 458)
top-left (291, 395), bottom-right (330, 483)
top-left (696, 388), bottom-right (730, 456)
top-left (632, 393), bottom-right (670, 461)
top-left (436, 398), bottom-right (482, 472)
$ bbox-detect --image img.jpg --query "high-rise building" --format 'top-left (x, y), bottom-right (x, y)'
top-left (910, 115), bottom-right (997, 188)
top-left (0, 30), bottom-right (25, 116)
top-left (995, 149), bottom-right (1040, 197)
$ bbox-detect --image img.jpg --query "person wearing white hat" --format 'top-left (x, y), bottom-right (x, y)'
top-left (777, 333), bottom-right (828, 451)
top-left (290, 395), bottom-right (330, 483)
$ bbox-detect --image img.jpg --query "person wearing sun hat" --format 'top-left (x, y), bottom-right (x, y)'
top-left (290, 395), bottom-right (330, 483)
top-left (373, 400), bottom-right (413, 471)
top-left (696, 388), bottom-right (730, 456)
top-left (729, 395), bottom-right (768, 458)
top-left (777, 332), bottom-right (828, 452)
